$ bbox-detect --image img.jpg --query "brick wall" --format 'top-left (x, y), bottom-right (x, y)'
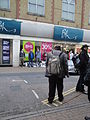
top-left (19, 0), bottom-right (53, 23)
top-left (0, 0), bottom-right (90, 30)
top-left (82, 0), bottom-right (90, 29)
top-left (0, 0), bottom-right (16, 19)
top-left (54, 0), bottom-right (82, 28)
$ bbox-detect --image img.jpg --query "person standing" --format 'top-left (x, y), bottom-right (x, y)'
top-left (28, 49), bottom-right (34, 67)
top-left (19, 49), bottom-right (25, 67)
top-left (76, 44), bottom-right (89, 93)
top-left (35, 47), bottom-right (41, 67)
top-left (46, 45), bottom-right (69, 104)
top-left (84, 59), bottom-right (90, 120)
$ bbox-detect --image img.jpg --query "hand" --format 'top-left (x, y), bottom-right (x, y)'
top-left (67, 74), bottom-right (69, 78)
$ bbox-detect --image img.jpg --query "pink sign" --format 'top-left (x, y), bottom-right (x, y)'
top-left (24, 42), bottom-right (33, 53)
top-left (41, 42), bottom-right (52, 60)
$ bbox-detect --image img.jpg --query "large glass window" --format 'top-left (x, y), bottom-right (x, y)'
top-left (62, 0), bottom-right (75, 21)
top-left (0, 0), bottom-right (10, 10)
top-left (28, 0), bottom-right (45, 16)
top-left (89, 11), bottom-right (90, 24)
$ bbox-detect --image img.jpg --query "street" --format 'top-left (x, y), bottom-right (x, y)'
top-left (0, 69), bottom-right (79, 119)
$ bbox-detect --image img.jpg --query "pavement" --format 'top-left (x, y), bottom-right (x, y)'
top-left (0, 66), bottom-right (90, 120)
top-left (0, 66), bottom-right (46, 73)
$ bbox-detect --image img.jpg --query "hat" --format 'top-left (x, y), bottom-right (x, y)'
top-left (81, 44), bottom-right (89, 50)
top-left (54, 45), bottom-right (61, 50)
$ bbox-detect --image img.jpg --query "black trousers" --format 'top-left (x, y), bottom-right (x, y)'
top-left (76, 70), bottom-right (86, 92)
top-left (88, 86), bottom-right (90, 101)
top-left (48, 75), bottom-right (63, 102)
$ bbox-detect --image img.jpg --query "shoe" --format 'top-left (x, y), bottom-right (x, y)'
top-left (48, 101), bottom-right (53, 104)
top-left (76, 89), bottom-right (85, 93)
top-left (85, 116), bottom-right (90, 120)
top-left (58, 96), bottom-right (64, 102)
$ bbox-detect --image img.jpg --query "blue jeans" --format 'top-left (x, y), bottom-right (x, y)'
top-left (29, 59), bottom-right (33, 67)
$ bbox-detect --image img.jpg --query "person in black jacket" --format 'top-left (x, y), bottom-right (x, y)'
top-left (46, 45), bottom-right (69, 104)
top-left (76, 44), bottom-right (89, 93)
top-left (28, 49), bottom-right (34, 67)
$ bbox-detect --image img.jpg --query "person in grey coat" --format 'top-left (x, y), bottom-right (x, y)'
top-left (46, 45), bottom-right (69, 104)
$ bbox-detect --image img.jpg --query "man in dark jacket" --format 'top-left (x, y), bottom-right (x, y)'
top-left (28, 49), bottom-right (34, 67)
top-left (46, 45), bottom-right (69, 104)
top-left (76, 44), bottom-right (89, 93)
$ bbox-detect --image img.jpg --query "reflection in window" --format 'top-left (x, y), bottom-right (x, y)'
top-left (0, 0), bottom-right (10, 10)
top-left (62, 0), bottom-right (75, 21)
top-left (28, 0), bottom-right (45, 16)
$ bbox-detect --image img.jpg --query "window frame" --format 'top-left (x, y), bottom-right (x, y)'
top-left (61, 0), bottom-right (75, 22)
top-left (28, 0), bottom-right (45, 16)
top-left (0, 0), bottom-right (10, 10)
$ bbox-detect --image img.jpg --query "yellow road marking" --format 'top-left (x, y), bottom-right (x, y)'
top-left (56, 101), bottom-right (63, 104)
top-left (52, 103), bottom-right (58, 107)
top-left (42, 87), bottom-right (76, 105)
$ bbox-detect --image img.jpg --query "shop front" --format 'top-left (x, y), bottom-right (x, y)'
top-left (53, 25), bottom-right (84, 53)
top-left (0, 18), bottom-right (90, 67)
top-left (0, 18), bottom-right (21, 66)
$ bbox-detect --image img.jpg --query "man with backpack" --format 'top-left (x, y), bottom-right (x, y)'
top-left (46, 45), bottom-right (69, 104)
top-left (28, 49), bottom-right (34, 67)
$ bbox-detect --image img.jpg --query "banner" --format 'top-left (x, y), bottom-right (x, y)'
top-left (2, 39), bottom-right (10, 64)
top-left (54, 26), bottom-right (83, 42)
top-left (23, 41), bottom-right (35, 61)
top-left (41, 42), bottom-right (52, 60)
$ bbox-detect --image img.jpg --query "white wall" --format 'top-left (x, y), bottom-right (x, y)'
top-left (13, 39), bottom-right (20, 67)
top-left (83, 29), bottom-right (90, 42)
top-left (21, 21), bottom-right (54, 39)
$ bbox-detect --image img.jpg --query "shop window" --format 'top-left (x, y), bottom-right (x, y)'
top-left (0, 0), bottom-right (10, 10)
top-left (62, 0), bottom-right (75, 22)
top-left (28, 0), bottom-right (45, 16)
top-left (89, 11), bottom-right (90, 24)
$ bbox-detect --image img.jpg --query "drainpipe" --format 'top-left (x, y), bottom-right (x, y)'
top-left (52, 0), bottom-right (54, 24)
top-left (16, 0), bottom-right (20, 19)
top-left (81, 0), bottom-right (85, 29)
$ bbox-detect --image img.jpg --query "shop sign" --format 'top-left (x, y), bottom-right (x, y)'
top-left (41, 42), bottom-right (52, 60)
top-left (23, 41), bottom-right (35, 61)
top-left (2, 39), bottom-right (10, 64)
top-left (54, 26), bottom-right (83, 42)
top-left (0, 19), bottom-right (21, 35)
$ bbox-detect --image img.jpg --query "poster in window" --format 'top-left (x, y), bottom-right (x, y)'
top-left (2, 39), bottom-right (10, 64)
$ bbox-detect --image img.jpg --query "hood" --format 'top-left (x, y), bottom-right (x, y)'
top-left (52, 50), bottom-right (62, 56)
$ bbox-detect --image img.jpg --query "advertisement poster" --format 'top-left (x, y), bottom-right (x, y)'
top-left (2, 39), bottom-right (10, 64)
top-left (41, 42), bottom-right (52, 60)
top-left (23, 41), bottom-right (35, 61)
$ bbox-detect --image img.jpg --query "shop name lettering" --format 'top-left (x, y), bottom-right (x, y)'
top-left (0, 21), bottom-right (16, 33)
top-left (61, 29), bottom-right (77, 40)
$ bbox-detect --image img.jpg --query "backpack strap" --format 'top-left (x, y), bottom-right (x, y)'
top-left (59, 52), bottom-right (63, 57)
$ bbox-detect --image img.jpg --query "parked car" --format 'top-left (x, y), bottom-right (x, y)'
top-left (68, 60), bottom-right (80, 74)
